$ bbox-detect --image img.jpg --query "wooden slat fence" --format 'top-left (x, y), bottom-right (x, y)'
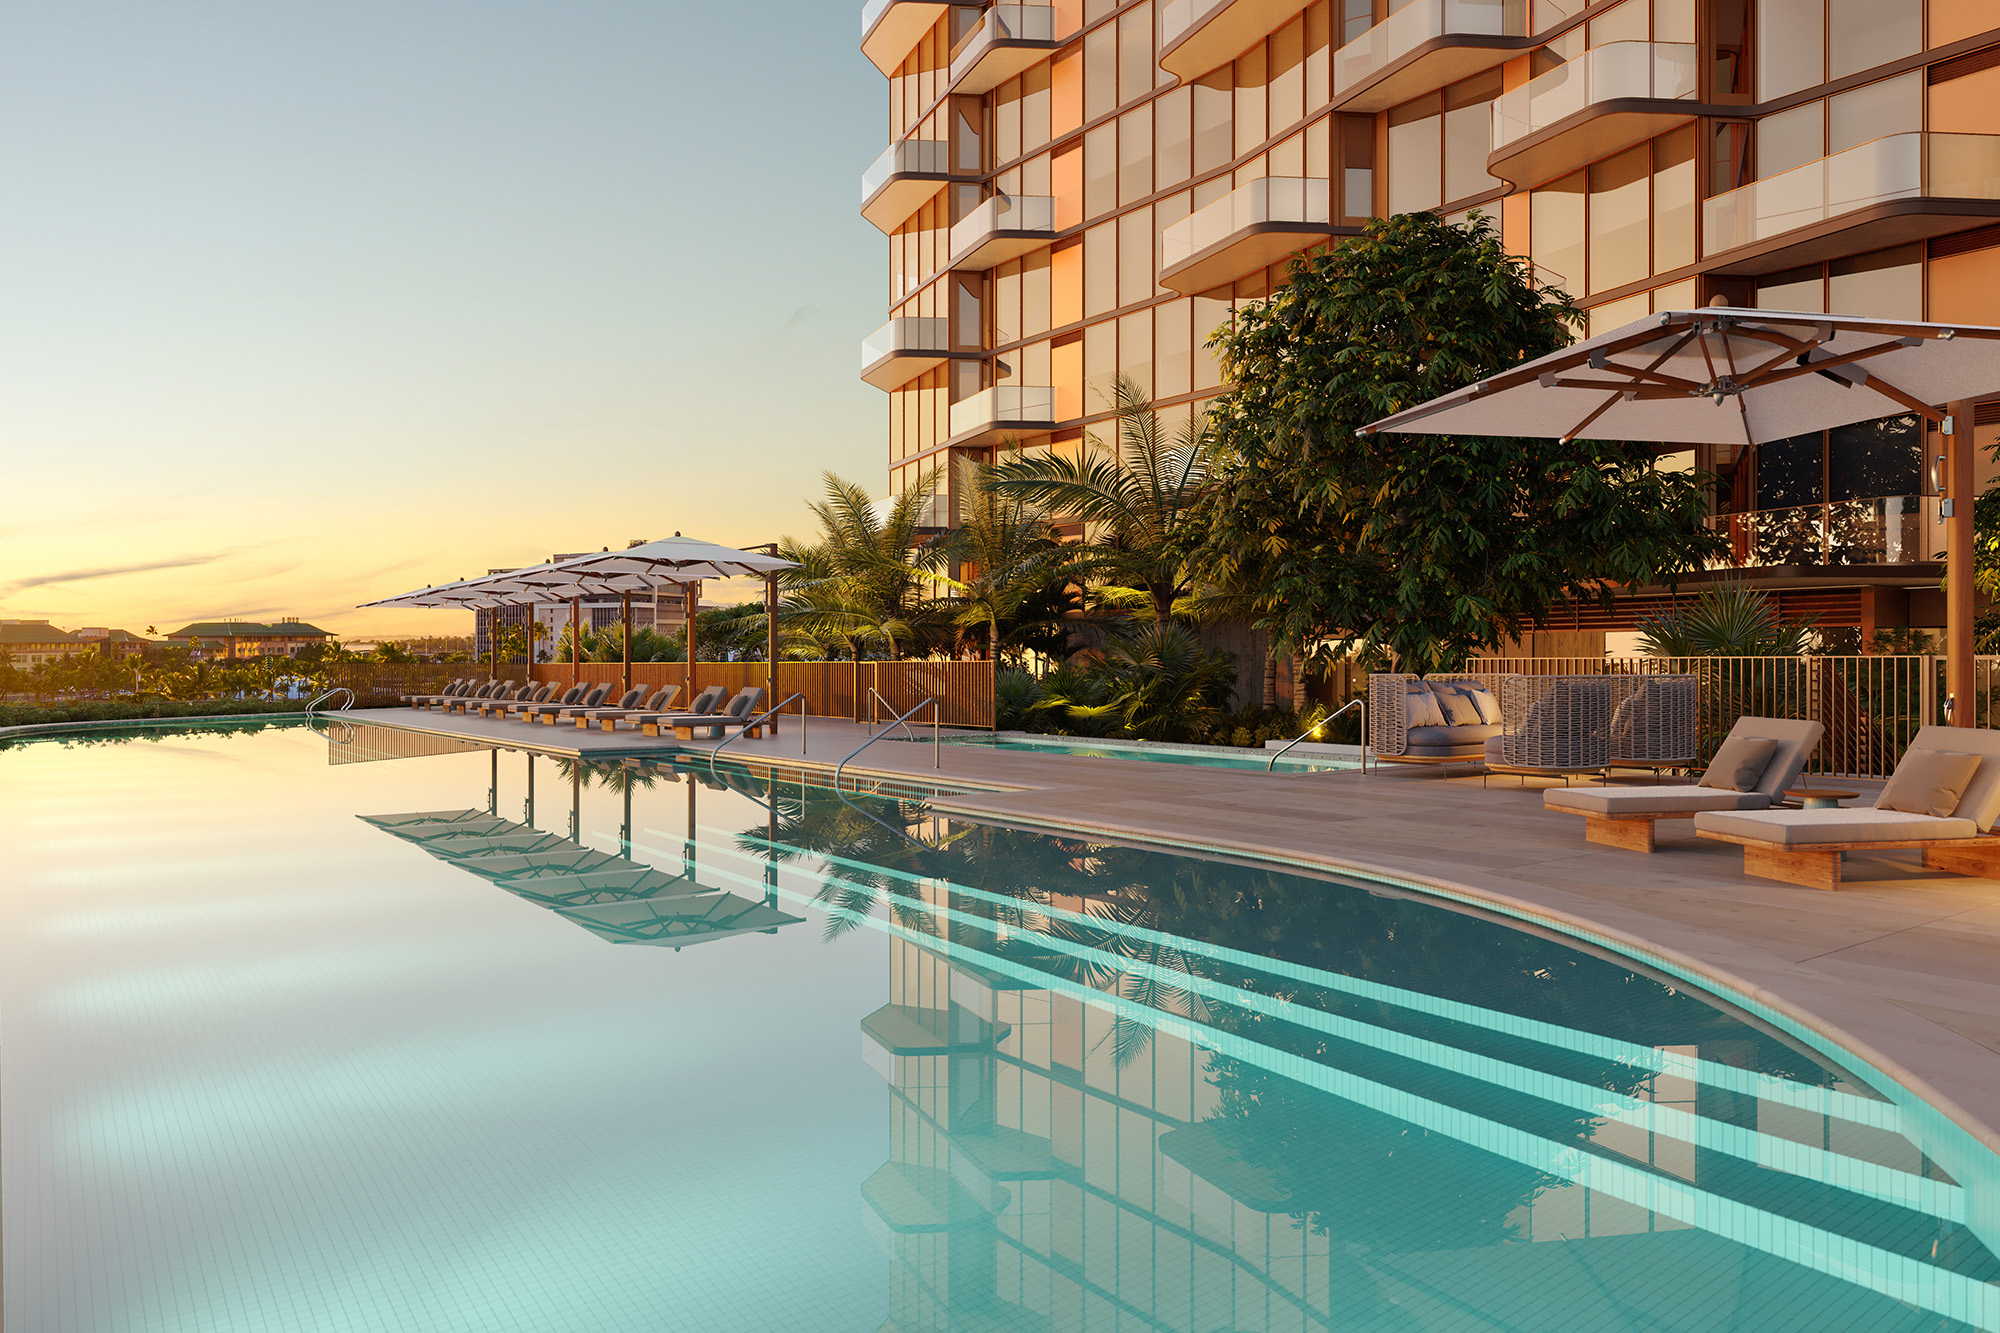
top-left (526, 660), bottom-right (995, 728)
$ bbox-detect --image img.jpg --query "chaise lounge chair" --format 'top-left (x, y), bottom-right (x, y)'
top-left (573, 685), bottom-right (681, 731)
top-left (544, 685), bottom-right (646, 725)
top-left (448, 681), bottom-right (529, 715)
top-left (472, 682), bottom-right (556, 718)
top-left (409, 679), bottom-right (485, 710)
top-left (505, 683), bottom-right (587, 721)
top-left (628, 685), bottom-right (727, 735)
top-left (517, 684), bottom-right (606, 723)
top-left (671, 687), bottom-right (767, 740)
top-left (403, 678), bottom-right (466, 707)
top-left (1544, 717), bottom-right (1823, 852)
top-left (1693, 724), bottom-right (2000, 889)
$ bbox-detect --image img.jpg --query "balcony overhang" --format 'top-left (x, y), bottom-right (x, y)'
top-left (862, 172), bottom-right (957, 233)
top-left (1159, 221), bottom-right (1360, 295)
top-left (861, 0), bottom-right (951, 76)
top-left (1488, 101), bottom-right (1706, 192)
top-left (950, 229), bottom-right (1054, 270)
top-left (1161, 0), bottom-right (1312, 82)
top-left (951, 36), bottom-right (1062, 96)
top-left (1701, 199), bottom-right (2000, 278)
top-left (861, 348), bottom-right (978, 391)
top-left (943, 416), bottom-right (1061, 448)
top-left (1332, 37), bottom-right (1524, 113)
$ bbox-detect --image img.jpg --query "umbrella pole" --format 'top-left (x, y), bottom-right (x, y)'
top-left (1948, 399), bottom-right (1978, 726)
top-left (621, 592), bottom-right (632, 696)
top-left (570, 597), bottom-right (581, 689)
top-left (684, 582), bottom-right (698, 702)
top-left (765, 567), bottom-right (778, 736)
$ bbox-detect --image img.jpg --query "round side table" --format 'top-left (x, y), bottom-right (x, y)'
top-left (1785, 787), bottom-right (1859, 810)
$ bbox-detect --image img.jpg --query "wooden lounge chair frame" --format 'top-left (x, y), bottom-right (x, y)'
top-left (1697, 829), bottom-right (2000, 890)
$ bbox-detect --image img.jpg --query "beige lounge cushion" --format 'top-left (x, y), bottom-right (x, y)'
top-left (1694, 807), bottom-right (1979, 845)
top-left (1546, 785), bottom-right (1768, 816)
top-left (1699, 736), bottom-right (1779, 792)
top-left (1457, 685), bottom-right (1503, 726)
top-left (1877, 750), bottom-right (1981, 819)
top-left (1406, 686), bottom-right (1446, 729)
top-left (1432, 685), bottom-right (1486, 727)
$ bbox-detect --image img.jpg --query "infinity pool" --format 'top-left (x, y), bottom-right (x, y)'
top-left (4, 720), bottom-right (1997, 1331)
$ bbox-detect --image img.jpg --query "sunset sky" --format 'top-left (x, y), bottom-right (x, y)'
top-left (1, 2), bottom-right (885, 638)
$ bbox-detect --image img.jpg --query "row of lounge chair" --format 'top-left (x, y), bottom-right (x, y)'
top-left (400, 678), bottom-right (769, 740)
top-left (1544, 718), bottom-right (2000, 890)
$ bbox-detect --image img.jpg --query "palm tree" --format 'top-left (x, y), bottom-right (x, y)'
top-left (938, 459), bottom-right (1078, 662)
top-left (789, 471), bottom-right (954, 660)
top-left (987, 374), bottom-right (1221, 629)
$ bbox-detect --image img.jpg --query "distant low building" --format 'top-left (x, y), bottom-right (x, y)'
top-left (0, 620), bottom-right (80, 666)
top-left (163, 619), bottom-right (332, 660)
top-left (72, 627), bottom-right (154, 660)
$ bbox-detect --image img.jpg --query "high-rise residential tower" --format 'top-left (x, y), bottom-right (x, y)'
top-left (861, 0), bottom-right (2000, 644)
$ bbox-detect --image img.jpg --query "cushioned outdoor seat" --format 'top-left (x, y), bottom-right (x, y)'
top-left (1544, 716), bottom-right (1823, 852)
top-left (1695, 724), bottom-right (2000, 889)
top-left (1407, 723), bottom-right (1502, 748)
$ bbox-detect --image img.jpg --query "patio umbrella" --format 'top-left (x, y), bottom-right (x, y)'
top-left (531, 537), bottom-right (800, 705)
top-left (1360, 305), bottom-right (2000, 724)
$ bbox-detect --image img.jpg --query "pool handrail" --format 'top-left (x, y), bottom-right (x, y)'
top-left (868, 688), bottom-right (919, 738)
top-left (1267, 698), bottom-right (1366, 773)
top-left (306, 686), bottom-right (356, 746)
top-left (836, 696), bottom-right (940, 790)
top-left (707, 692), bottom-right (808, 774)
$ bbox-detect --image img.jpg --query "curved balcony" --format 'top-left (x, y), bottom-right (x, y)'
top-left (862, 139), bottom-right (962, 234)
top-left (948, 194), bottom-right (1058, 269)
top-left (1332, 0), bottom-right (1527, 113)
top-left (1488, 42), bottom-right (1697, 191)
top-left (861, 0), bottom-right (952, 76)
top-left (950, 6), bottom-right (1061, 96)
top-left (1160, 0), bottom-right (1313, 81)
top-left (1159, 177), bottom-right (1358, 294)
top-left (947, 385), bottom-right (1060, 445)
top-left (1711, 497), bottom-right (1940, 571)
top-left (1702, 133), bottom-right (2000, 276)
top-left (861, 318), bottom-right (953, 391)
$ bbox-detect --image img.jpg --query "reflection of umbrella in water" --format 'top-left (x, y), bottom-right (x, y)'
top-left (557, 894), bottom-right (803, 950)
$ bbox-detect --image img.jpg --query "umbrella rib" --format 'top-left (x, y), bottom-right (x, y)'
top-left (1740, 339), bottom-right (1924, 388)
top-left (1559, 390), bottom-right (1630, 442)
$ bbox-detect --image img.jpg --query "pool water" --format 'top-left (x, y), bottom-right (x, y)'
top-left (931, 732), bottom-right (1356, 772)
top-left (5, 720), bottom-right (1998, 1331)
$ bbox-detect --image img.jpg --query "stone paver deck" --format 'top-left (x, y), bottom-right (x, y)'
top-left (348, 705), bottom-right (2000, 1150)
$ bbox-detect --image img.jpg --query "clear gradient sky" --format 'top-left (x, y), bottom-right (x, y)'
top-left (1, 2), bottom-right (885, 637)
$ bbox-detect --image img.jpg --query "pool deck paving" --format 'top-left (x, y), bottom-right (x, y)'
top-left (346, 705), bottom-right (2000, 1150)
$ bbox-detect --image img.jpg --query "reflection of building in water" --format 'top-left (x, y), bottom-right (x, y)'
top-left (859, 879), bottom-right (1994, 1332)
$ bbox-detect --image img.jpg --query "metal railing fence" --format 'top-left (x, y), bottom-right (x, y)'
top-left (1466, 654), bottom-right (1984, 779)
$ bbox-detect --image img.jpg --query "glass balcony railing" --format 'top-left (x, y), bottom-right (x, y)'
top-left (1159, 0), bottom-right (1204, 47)
top-left (949, 385), bottom-right (1057, 438)
top-left (861, 318), bottom-right (949, 371)
top-left (1703, 133), bottom-right (2000, 257)
top-left (1492, 42), bottom-right (1696, 150)
top-left (949, 5), bottom-right (1057, 84)
top-left (1334, 0), bottom-right (1526, 98)
top-left (949, 194), bottom-right (1057, 259)
top-left (1161, 177), bottom-right (1331, 271)
top-left (862, 139), bottom-right (951, 203)
top-left (1709, 496), bottom-right (1940, 569)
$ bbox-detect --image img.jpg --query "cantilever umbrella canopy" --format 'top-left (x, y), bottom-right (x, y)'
top-left (1360, 305), bottom-right (2000, 722)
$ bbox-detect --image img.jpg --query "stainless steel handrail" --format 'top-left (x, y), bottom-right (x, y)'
top-left (868, 688), bottom-right (919, 739)
top-left (305, 686), bottom-right (356, 746)
top-left (708, 692), bottom-right (807, 773)
top-left (835, 696), bottom-right (940, 790)
top-left (1266, 698), bottom-right (1366, 772)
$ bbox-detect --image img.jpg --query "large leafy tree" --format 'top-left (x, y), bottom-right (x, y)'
top-left (937, 459), bottom-right (1078, 662)
top-left (1200, 211), bottom-right (1724, 673)
top-left (988, 374), bottom-right (1220, 629)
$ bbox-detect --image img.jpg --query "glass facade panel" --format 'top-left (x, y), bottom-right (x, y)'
top-left (1442, 72), bottom-right (1502, 203)
top-left (1118, 207), bottom-right (1153, 307)
top-left (1758, 432), bottom-right (1825, 509)
top-left (1829, 0), bottom-right (1920, 81)
top-left (1085, 22), bottom-right (1117, 121)
top-left (1653, 125), bottom-right (1696, 271)
top-left (1085, 122), bottom-right (1118, 219)
top-left (1587, 0), bottom-right (1647, 46)
top-left (1829, 244), bottom-right (1922, 320)
top-left (1757, 265), bottom-right (1824, 312)
top-left (1269, 15), bottom-right (1306, 134)
top-left (1084, 222), bottom-right (1117, 317)
top-left (1193, 70), bottom-right (1233, 174)
top-left (1588, 146), bottom-right (1649, 294)
top-left (1155, 85), bottom-right (1192, 186)
top-left (1654, 0), bottom-right (1696, 42)
top-left (1155, 298), bottom-right (1192, 398)
top-left (1387, 94), bottom-right (1442, 215)
top-left (1235, 46), bottom-right (1268, 156)
top-left (1828, 72), bottom-right (1922, 156)
top-left (1756, 0), bottom-right (1823, 98)
top-left (1118, 7), bottom-right (1153, 105)
top-left (1830, 415), bottom-right (1921, 503)
top-left (1118, 108), bottom-right (1152, 204)
top-left (1758, 102), bottom-right (1824, 179)
top-left (1531, 172), bottom-right (1586, 297)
